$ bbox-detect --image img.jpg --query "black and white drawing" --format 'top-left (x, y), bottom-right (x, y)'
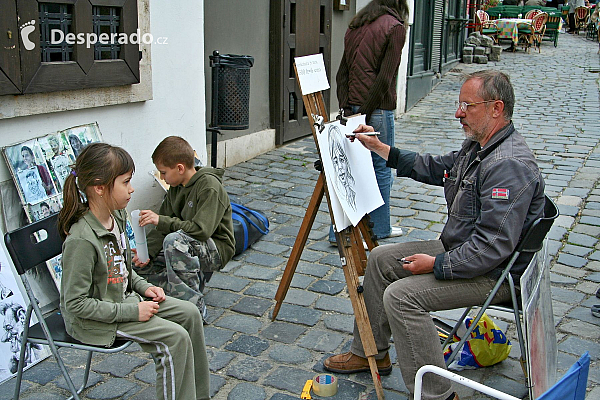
top-left (328, 124), bottom-right (357, 211)
top-left (17, 168), bottom-right (47, 204)
top-left (316, 115), bottom-right (383, 231)
top-left (50, 154), bottom-right (71, 192)
top-left (0, 246), bottom-right (50, 384)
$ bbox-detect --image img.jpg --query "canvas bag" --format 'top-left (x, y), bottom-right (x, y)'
top-left (231, 202), bottom-right (269, 255)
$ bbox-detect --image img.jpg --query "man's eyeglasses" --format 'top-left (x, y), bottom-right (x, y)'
top-left (455, 100), bottom-right (496, 113)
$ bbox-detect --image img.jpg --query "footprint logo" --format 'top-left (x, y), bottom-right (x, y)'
top-left (20, 20), bottom-right (36, 51)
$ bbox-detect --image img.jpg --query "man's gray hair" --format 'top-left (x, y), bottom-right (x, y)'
top-left (463, 70), bottom-right (514, 120)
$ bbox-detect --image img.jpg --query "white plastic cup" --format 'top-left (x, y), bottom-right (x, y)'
top-left (130, 210), bottom-right (149, 263)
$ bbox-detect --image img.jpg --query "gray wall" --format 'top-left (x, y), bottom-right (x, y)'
top-left (329, 6), bottom-right (357, 116)
top-left (203, 0), bottom-right (271, 142)
top-left (204, 2), bottom-right (356, 143)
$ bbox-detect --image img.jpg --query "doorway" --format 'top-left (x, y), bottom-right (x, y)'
top-left (270, 0), bottom-right (332, 145)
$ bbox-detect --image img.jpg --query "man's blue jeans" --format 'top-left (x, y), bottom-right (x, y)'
top-left (329, 107), bottom-right (395, 241)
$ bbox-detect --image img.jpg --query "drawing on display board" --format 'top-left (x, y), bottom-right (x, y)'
top-left (64, 123), bottom-right (101, 158)
top-left (17, 168), bottom-right (48, 204)
top-left (316, 114), bottom-right (384, 231)
top-left (28, 196), bottom-right (62, 222)
top-left (2, 123), bottom-right (103, 293)
top-left (49, 154), bottom-right (71, 192)
top-left (0, 241), bottom-right (51, 384)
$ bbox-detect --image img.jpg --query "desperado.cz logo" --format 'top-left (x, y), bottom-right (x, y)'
top-left (19, 20), bottom-right (167, 50)
top-left (20, 20), bottom-right (36, 51)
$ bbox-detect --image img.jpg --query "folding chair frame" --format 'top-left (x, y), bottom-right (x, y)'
top-left (4, 214), bottom-right (132, 400)
top-left (441, 195), bottom-right (559, 380)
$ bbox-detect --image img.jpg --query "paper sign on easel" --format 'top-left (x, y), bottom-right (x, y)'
top-left (294, 54), bottom-right (330, 95)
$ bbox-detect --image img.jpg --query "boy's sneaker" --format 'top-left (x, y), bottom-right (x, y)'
top-left (389, 226), bottom-right (403, 237)
top-left (198, 297), bottom-right (209, 325)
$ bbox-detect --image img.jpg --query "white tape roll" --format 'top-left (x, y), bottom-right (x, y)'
top-left (312, 373), bottom-right (338, 397)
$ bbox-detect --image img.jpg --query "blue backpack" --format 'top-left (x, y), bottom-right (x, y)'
top-left (230, 202), bottom-right (269, 255)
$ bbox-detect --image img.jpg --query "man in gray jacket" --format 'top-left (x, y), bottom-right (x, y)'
top-left (324, 70), bottom-right (545, 400)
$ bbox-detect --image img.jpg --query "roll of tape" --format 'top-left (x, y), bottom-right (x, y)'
top-left (312, 373), bottom-right (338, 397)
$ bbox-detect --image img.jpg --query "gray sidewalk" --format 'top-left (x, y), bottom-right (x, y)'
top-left (2, 32), bottom-right (599, 400)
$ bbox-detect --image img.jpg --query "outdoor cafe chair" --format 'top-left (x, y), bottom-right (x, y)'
top-left (415, 352), bottom-right (590, 400)
top-left (476, 9), bottom-right (499, 43)
top-left (441, 195), bottom-right (559, 379)
top-left (574, 6), bottom-right (590, 34)
top-left (524, 9), bottom-right (543, 19)
top-left (518, 12), bottom-right (548, 53)
top-left (4, 214), bottom-right (133, 400)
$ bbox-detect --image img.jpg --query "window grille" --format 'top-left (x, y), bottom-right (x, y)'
top-left (39, 3), bottom-right (73, 62)
top-left (92, 6), bottom-right (121, 60)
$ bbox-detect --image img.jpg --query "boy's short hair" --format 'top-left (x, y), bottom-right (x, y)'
top-left (152, 136), bottom-right (195, 169)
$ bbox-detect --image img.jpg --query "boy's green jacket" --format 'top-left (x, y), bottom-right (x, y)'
top-left (146, 166), bottom-right (235, 267)
top-left (60, 209), bottom-right (153, 347)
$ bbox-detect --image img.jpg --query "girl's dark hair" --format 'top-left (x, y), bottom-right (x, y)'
top-left (58, 143), bottom-right (135, 239)
top-left (349, 0), bottom-right (409, 28)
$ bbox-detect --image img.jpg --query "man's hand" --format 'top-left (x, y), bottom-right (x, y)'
top-left (138, 210), bottom-right (159, 227)
top-left (132, 248), bottom-right (150, 268)
top-left (402, 254), bottom-right (435, 275)
top-left (138, 301), bottom-right (159, 321)
top-left (144, 286), bottom-right (166, 303)
top-left (349, 124), bottom-right (391, 160)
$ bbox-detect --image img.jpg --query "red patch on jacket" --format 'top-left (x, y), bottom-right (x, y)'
top-left (492, 188), bottom-right (509, 200)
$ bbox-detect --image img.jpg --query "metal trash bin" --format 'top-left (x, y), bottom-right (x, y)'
top-left (209, 51), bottom-right (254, 130)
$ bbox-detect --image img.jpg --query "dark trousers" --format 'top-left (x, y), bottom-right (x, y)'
top-left (569, 13), bottom-right (576, 31)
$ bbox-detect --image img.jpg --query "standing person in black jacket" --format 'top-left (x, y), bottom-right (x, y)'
top-left (330, 0), bottom-right (409, 244)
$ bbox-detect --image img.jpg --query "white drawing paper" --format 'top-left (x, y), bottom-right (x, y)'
top-left (316, 114), bottom-right (384, 231)
top-left (294, 54), bottom-right (330, 95)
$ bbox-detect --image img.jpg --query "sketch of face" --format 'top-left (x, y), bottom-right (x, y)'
top-left (25, 171), bottom-right (43, 199)
top-left (328, 125), bottom-right (356, 211)
top-left (329, 126), bottom-right (352, 189)
top-left (69, 135), bottom-right (84, 156)
top-left (21, 147), bottom-right (35, 168)
top-left (40, 203), bottom-right (51, 218)
top-left (48, 136), bottom-right (60, 156)
top-left (52, 155), bottom-right (70, 187)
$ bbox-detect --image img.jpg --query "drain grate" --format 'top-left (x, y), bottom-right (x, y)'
top-left (449, 68), bottom-right (463, 73)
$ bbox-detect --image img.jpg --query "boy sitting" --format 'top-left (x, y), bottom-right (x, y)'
top-left (134, 136), bottom-right (235, 321)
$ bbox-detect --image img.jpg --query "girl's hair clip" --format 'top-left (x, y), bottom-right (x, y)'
top-left (71, 170), bottom-right (77, 177)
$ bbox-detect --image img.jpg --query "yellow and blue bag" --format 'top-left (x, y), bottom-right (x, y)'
top-left (443, 313), bottom-right (512, 371)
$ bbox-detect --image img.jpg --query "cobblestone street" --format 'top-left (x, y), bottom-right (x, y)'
top-left (1, 31), bottom-right (599, 400)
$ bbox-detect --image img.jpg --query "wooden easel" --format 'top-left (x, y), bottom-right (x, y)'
top-left (272, 66), bottom-right (385, 400)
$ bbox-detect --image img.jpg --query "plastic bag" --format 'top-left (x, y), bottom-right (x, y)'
top-left (443, 313), bottom-right (512, 371)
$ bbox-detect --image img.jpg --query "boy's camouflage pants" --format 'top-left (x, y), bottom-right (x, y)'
top-left (137, 230), bottom-right (222, 309)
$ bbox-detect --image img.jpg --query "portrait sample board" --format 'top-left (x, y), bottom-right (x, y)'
top-left (2, 123), bottom-right (102, 292)
top-left (521, 244), bottom-right (557, 399)
top-left (316, 114), bottom-right (384, 231)
top-left (0, 238), bottom-right (51, 384)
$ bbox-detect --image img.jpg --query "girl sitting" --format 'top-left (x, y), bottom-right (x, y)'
top-left (58, 143), bottom-right (209, 400)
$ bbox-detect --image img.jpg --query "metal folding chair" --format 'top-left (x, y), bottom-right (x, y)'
top-left (4, 214), bottom-right (132, 400)
top-left (441, 195), bottom-right (559, 378)
top-left (415, 352), bottom-right (589, 400)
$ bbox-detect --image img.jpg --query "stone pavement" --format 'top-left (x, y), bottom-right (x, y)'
top-left (1, 32), bottom-right (600, 400)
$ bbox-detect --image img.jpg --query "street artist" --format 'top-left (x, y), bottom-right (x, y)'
top-left (323, 70), bottom-right (546, 400)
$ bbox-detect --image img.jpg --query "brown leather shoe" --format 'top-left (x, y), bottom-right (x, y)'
top-left (323, 352), bottom-right (392, 375)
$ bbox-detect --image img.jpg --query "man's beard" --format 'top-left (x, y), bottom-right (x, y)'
top-left (462, 123), bottom-right (486, 143)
